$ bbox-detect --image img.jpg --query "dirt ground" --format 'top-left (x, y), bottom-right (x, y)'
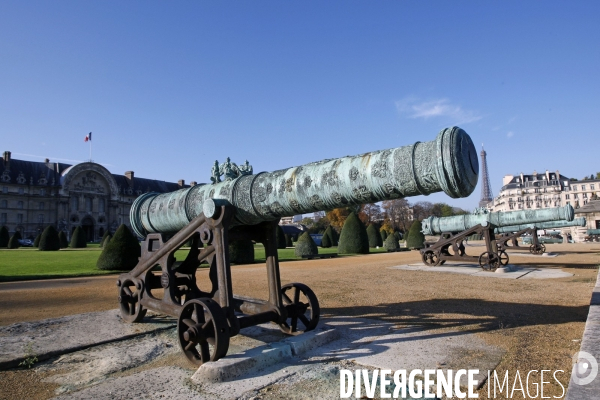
top-left (1, 242), bottom-right (598, 400)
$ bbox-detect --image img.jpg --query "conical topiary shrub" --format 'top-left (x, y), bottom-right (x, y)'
top-left (7, 234), bottom-right (20, 249)
top-left (338, 212), bottom-right (369, 254)
top-left (285, 234), bottom-right (293, 248)
top-left (405, 220), bottom-right (425, 250)
top-left (322, 226), bottom-right (335, 248)
top-left (59, 231), bottom-right (69, 248)
top-left (321, 229), bottom-right (332, 248)
top-left (295, 232), bottom-right (318, 257)
top-left (0, 226), bottom-right (9, 247)
top-left (100, 230), bottom-right (110, 248)
top-left (381, 230), bottom-right (388, 242)
top-left (366, 224), bottom-right (383, 248)
top-left (329, 227), bottom-right (339, 246)
top-left (70, 226), bottom-right (87, 248)
top-left (384, 234), bottom-right (400, 251)
top-left (228, 239), bottom-right (254, 264)
top-left (14, 230), bottom-right (22, 241)
top-left (276, 225), bottom-right (287, 249)
top-left (33, 234), bottom-right (41, 248)
top-left (39, 225), bottom-right (61, 251)
top-left (102, 234), bottom-right (112, 248)
top-left (97, 224), bottom-right (141, 271)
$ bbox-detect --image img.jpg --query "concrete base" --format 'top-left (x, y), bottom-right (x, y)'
top-left (389, 263), bottom-right (573, 279)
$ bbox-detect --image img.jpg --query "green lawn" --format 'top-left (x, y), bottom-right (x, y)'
top-left (0, 245), bottom-right (390, 282)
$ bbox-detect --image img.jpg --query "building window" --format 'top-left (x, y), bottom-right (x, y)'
top-left (72, 197), bottom-right (79, 211)
top-left (583, 193), bottom-right (588, 198)
top-left (518, 204), bottom-right (523, 209)
top-left (566, 194), bottom-right (570, 199)
top-left (584, 199), bottom-right (588, 205)
top-left (85, 197), bottom-right (92, 212)
top-left (38, 214), bottom-right (44, 223)
top-left (2, 187), bottom-right (7, 194)
top-left (40, 189), bottom-right (46, 196)
top-left (0, 213), bottom-right (6, 224)
top-left (99, 198), bottom-right (105, 213)
top-left (591, 184), bottom-right (595, 190)
top-left (39, 202), bottom-right (44, 210)
top-left (18, 188), bottom-right (24, 195)
top-left (0, 200), bottom-right (6, 208)
top-left (17, 214), bottom-right (23, 224)
top-left (582, 185), bottom-right (586, 191)
top-left (573, 185), bottom-right (577, 191)
top-left (509, 204), bottom-right (514, 210)
top-left (17, 201), bottom-right (23, 209)
top-left (574, 193), bottom-right (579, 199)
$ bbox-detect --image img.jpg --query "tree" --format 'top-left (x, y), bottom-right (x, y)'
top-left (7, 234), bottom-right (20, 249)
top-left (97, 224), bottom-right (141, 270)
top-left (228, 239), bottom-right (255, 264)
top-left (58, 231), bottom-right (69, 248)
top-left (33, 234), bottom-right (41, 248)
top-left (100, 230), bottom-right (111, 248)
top-left (38, 225), bottom-right (61, 251)
top-left (384, 233), bottom-right (400, 251)
top-left (405, 220), bottom-right (425, 250)
top-left (329, 226), bottom-right (339, 246)
top-left (411, 201), bottom-right (434, 222)
top-left (596, 172), bottom-right (600, 180)
top-left (381, 198), bottom-right (412, 233)
top-left (366, 224), bottom-right (383, 248)
top-left (326, 207), bottom-right (355, 231)
top-left (0, 226), bottom-right (10, 247)
top-left (70, 226), bottom-right (87, 248)
top-left (359, 203), bottom-right (382, 225)
top-left (338, 212), bottom-right (369, 254)
top-left (295, 232), bottom-right (318, 257)
top-left (102, 234), bottom-right (112, 248)
top-left (276, 225), bottom-right (287, 249)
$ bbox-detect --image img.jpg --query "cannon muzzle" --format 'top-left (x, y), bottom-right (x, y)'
top-left (421, 205), bottom-right (575, 236)
top-left (131, 126), bottom-right (478, 237)
top-left (494, 217), bottom-right (586, 234)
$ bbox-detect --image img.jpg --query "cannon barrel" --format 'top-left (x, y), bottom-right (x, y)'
top-left (421, 205), bottom-right (574, 236)
top-left (131, 126), bottom-right (478, 237)
top-left (494, 217), bottom-right (586, 234)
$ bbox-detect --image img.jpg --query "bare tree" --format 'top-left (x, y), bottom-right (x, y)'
top-left (381, 198), bottom-right (412, 232)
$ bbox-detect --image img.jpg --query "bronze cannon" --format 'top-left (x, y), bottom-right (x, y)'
top-left (118, 126), bottom-right (478, 366)
top-left (420, 205), bottom-right (574, 270)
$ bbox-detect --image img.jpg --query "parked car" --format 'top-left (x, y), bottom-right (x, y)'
top-left (522, 235), bottom-right (564, 244)
top-left (18, 239), bottom-right (34, 247)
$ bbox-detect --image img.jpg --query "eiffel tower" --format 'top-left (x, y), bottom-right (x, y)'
top-left (479, 144), bottom-right (493, 208)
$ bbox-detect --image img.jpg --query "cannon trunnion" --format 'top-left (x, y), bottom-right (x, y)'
top-left (118, 127), bottom-right (479, 366)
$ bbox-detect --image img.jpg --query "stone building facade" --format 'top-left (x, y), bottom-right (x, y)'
top-left (0, 151), bottom-right (190, 241)
top-left (490, 169), bottom-right (600, 241)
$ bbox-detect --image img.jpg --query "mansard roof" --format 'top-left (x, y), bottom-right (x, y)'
top-left (574, 199), bottom-right (600, 214)
top-left (499, 172), bottom-right (570, 192)
top-left (1, 154), bottom-right (187, 194)
top-left (0, 158), bottom-right (70, 186)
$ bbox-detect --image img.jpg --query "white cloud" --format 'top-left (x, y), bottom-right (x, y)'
top-left (507, 131), bottom-right (514, 138)
top-left (396, 97), bottom-right (482, 124)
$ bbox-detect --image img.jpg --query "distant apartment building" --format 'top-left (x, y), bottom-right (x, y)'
top-left (490, 169), bottom-right (600, 241)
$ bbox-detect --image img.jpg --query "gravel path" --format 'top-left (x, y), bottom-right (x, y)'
top-left (0, 242), bottom-right (598, 399)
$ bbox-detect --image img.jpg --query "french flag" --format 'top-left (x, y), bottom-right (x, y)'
top-left (84, 132), bottom-right (92, 142)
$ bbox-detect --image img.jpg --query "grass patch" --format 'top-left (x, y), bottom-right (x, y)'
top-left (0, 244), bottom-right (390, 282)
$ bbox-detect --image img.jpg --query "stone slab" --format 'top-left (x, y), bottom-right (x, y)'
top-left (0, 309), bottom-right (175, 370)
top-left (389, 263), bottom-right (573, 280)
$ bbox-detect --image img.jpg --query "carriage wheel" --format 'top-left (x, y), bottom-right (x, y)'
top-left (177, 298), bottom-right (229, 366)
top-left (279, 283), bottom-right (320, 335)
top-left (478, 251), bottom-right (500, 271)
top-left (118, 278), bottom-right (147, 323)
top-left (421, 250), bottom-right (440, 266)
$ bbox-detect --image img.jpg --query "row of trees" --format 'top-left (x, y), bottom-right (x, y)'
top-left (300, 199), bottom-right (467, 238)
top-left (0, 225), bottom-right (89, 250)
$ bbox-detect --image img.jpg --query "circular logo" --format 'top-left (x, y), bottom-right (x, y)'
top-left (572, 351), bottom-right (598, 386)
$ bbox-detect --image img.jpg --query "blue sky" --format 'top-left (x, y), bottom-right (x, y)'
top-left (1, 1), bottom-right (599, 211)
